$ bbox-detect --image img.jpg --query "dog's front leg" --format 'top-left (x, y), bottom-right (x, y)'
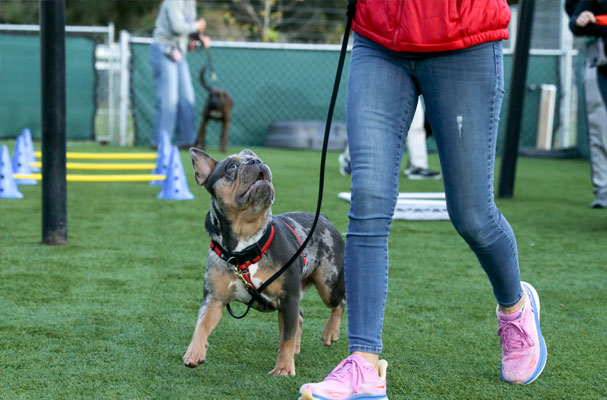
top-left (219, 117), bottom-right (230, 153)
top-left (269, 301), bottom-right (299, 376)
top-left (183, 295), bottom-right (224, 368)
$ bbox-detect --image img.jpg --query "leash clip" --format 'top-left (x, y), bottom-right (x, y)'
top-left (228, 261), bottom-right (254, 291)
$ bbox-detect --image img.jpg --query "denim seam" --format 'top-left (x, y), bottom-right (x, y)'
top-left (488, 43), bottom-right (521, 307)
top-left (366, 90), bottom-right (416, 354)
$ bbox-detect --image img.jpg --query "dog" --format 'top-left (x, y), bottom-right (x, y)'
top-left (194, 66), bottom-right (233, 153)
top-left (183, 148), bottom-right (346, 376)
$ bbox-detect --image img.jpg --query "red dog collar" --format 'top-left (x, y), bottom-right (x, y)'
top-left (210, 222), bottom-right (306, 291)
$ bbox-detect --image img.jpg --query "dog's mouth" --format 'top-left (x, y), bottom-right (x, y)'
top-left (247, 171), bottom-right (271, 192)
top-left (239, 169), bottom-right (273, 205)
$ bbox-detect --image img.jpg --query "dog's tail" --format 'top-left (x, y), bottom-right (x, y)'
top-left (199, 65), bottom-right (213, 92)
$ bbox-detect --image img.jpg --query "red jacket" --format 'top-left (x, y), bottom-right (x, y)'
top-left (352, 0), bottom-right (511, 52)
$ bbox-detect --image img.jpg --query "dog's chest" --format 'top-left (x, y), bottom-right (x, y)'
top-left (227, 263), bottom-right (268, 302)
top-left (209, 110), bottom-right (224, 119)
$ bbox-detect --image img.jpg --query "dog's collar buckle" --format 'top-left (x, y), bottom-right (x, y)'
top-left (209, 224), bottom-right (275, 290)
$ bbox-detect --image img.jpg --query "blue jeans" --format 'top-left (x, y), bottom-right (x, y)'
top-left (149, 42), bottom-right (196, 146)
top-left (345, 33), bottom-right (522, 354)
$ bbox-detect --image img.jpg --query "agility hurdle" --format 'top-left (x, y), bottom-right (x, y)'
top-left (14, 173), bottom-right (165, 182)
top-left (30, 162), bottom-right (157, 170)
top-left (34, 151), bottom-right (157, 160)
top-left (26, 152), bottom-right (163, 181)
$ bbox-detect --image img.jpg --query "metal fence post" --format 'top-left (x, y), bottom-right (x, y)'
top-left (498, 0), bottom-right (536, 199)
top-left (40, 0), bottom-right (67, 245)
top-left (119, 29), bottom-right (131, 146)
top-left (108, 22), bottom-right (115, 142)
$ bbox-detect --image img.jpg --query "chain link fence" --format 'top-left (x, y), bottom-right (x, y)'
top-left (129, 39), bottom-right (349, 148)
top-left (0, 27), bottom-right (99, 140)
top-left (128, 41), bottom-right (583, 156)
top-left (0, 0), bottom-right (594, 159)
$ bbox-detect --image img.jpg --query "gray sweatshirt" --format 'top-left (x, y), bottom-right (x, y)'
top-left (152, 0), bottom-right (198, 54)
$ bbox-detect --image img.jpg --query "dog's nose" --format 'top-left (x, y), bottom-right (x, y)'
top-left (245, 159), bottom-right (259, 165)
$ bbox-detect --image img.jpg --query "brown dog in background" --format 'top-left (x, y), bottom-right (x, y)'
top-left (194, 65), bottom-right (233, 153)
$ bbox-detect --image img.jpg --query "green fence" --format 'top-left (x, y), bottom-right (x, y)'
top-left (130, 40), bottom-right (588, 157)
top-left (0, 33), bottom-right (96, 140)
top-left (0, 32), bottom-right (590, 158)
top-left (130, 42), bottom-right (349, 147)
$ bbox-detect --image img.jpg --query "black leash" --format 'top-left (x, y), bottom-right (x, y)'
top-left (226, 2), bottom-right (356, 319)
top-left (203, 46), bottom-right (217, 81)
top-left (189, 33), bottom-right (217, 81)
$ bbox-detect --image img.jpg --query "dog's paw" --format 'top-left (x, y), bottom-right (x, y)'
top-left (268, 360), bottom-right (296, 377)
top-left (183, 341), bottom-right (209, 368)
top-left (321, 327), bottom-right (340, 347)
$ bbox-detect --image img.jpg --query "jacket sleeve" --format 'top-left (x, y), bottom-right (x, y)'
top-left (568, 0), bottom-right (607, 37)
top-left (165, 0), bottom-right (198, 36)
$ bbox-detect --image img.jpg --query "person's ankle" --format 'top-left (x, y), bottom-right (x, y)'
top-left (499, 291), bottom-right (527, 315)
top-left (352, 351), bottom-right (380, 372)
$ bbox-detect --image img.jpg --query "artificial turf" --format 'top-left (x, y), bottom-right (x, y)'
top-left (1, 142), bottom-right (605, 399)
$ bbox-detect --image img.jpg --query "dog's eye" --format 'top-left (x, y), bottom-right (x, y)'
top-left (229, 164), bottom-right (238, 171)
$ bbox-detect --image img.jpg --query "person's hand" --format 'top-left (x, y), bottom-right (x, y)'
top-left (576, 11), bottom-right (596, 27)
top-left (201, 35), bottom-right (211, 49)
top-left (196, 18), bottom-right (207, 32)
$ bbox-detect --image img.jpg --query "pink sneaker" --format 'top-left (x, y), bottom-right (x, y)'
top-left (298, 354), bottom-right (388, 400)
top-left (497, 281), bottom-right (547, 384)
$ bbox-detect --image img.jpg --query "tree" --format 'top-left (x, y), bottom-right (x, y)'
top-left (199, 0), bottom-right (348, 43)
top-left (0, 0), bottom-right (159, 33)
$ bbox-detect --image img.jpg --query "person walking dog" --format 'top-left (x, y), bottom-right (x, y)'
top-left (299, 1), bottom-right (547, 399)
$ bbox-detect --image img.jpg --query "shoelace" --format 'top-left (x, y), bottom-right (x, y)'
top-left (325, 357), bottom-right (368, 393)
top-left (498, 319), bottom-right (535, 352)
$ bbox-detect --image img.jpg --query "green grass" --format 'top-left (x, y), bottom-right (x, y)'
top-left (1, 141), bottom-right (606, 399)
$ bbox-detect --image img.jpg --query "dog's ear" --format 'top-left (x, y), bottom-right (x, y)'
top-left (190, 147), bottom-right (216, 186)
top-left (239, 149), bottom-right (258, 159)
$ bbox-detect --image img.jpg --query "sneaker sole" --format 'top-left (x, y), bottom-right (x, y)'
top-left (299, 390), bottom-right (388, 400)
top-left (521, 281), bottom-right (547, 384)
top-left (500, 281), bottom-right (547, 385)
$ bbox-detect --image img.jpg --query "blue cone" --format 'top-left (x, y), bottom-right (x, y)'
top-left (12, 135), bottom-right (37, 185)
top-left (157, 146), bottom-right (194, 200)
top-left (22, 128), bottom-right (39, 172)
top-left (150, 130), bottom-right (172, 186)
top-left (0, 145), bottom-right (24, 199)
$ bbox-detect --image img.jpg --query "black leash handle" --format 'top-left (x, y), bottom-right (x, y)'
top-left (227, 301), bottom-right (253, 319)
top-left (226, 2), bottom-right (355, 319)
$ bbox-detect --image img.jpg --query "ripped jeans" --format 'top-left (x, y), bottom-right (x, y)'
top-left (345, 33), bottom-right (522, 354)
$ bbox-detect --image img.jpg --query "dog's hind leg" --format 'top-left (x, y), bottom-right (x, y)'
top-left (183, 294), bottom-right (224, 368)
top-left (312, 269), bottom-right (345, 346)
top-left (294, 309), bottom-right (303, 355)
top-left (219, 117), bottom-right (230, 153)
top-left (195, 113), bottom-right (209, 150)
top-left (321, 301), bottom-right (345, 346)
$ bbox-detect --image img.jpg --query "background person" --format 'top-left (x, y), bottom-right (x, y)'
top-left (150, 0), bottom-right (210, 148)
top-left (338, 97), bottom-right (441, 180)
top-left (403, 97), bottom-right (441, 180)
top-left (567, 0), bottom-right (607, 208)
top-left (300, 1), bottom-right (546, 399)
